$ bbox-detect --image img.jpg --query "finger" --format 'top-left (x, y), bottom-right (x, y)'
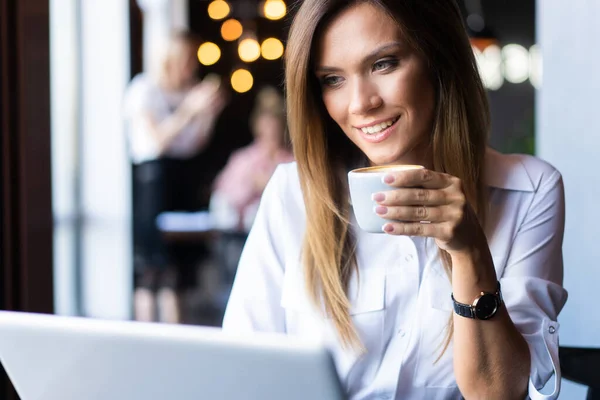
top-left (375, 205), bottom-right (448, 223)
top-left (383, 168), bottom-right (454, 190)
top-left (382, 221), bottom-right (440, 237)
top-left (372, 188), bottom-right (449, 207)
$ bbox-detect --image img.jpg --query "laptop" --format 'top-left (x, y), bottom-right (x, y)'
top-left (0, 311), bottom-right (345, 400)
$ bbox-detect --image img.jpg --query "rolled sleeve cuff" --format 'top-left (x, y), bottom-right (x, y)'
top-left (526, 319), bottom-right (561, 400)
top-left (501, 277), bottom-right (567, 400)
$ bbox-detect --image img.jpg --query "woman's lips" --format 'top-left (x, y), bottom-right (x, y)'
top-left (356, 117), bottom-right (400, 144)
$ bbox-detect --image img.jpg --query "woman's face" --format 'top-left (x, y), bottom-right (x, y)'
top-left (254, 114), bottom-right (284, 147)
top-left (168, 43), bottom-right (198, 89)
top-left (315, 2), bottom-right (436, 166)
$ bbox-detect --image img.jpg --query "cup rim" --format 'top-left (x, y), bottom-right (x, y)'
top-left (348, 164), bottom-right (424, 174)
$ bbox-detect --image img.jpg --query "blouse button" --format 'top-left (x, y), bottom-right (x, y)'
top-left (404, 254), bottom-right (414, 262)
top-left (548, 326), bottom-right (556, 334)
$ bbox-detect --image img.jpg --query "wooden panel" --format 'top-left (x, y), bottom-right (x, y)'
top-left (0, 0), bottom-right (53, 312)
top-left (13, 0), bottom-right (54, 313)
top-left (129, 0), bottom-right (144, 78)
top-left (0, 0), bottom-right (53, 398)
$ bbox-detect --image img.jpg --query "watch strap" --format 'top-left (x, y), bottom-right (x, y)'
top-left (452, 297), bottom-right (475, 318)
top-left (451, 281), bottom-right (502, 320)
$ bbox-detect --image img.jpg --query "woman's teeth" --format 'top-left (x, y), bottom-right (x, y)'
top-left (360, 117), bottom-right (398, 135)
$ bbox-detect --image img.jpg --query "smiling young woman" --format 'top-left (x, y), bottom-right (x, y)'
top-left (223, 1), bottom-right (567, 399)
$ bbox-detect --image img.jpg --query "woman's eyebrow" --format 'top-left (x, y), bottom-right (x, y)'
top-left (315, 41), bottom-right (402, 74)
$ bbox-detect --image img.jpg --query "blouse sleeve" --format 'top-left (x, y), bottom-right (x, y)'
top-left (122, 75), bottom-right (164, 160)
top-left (221, 165), bottom-right (288, 334)
top-left (500, 168), bottom-right (569, 400)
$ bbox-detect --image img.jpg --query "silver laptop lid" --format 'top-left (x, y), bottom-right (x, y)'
top-left (0, 311), bottom-right (345, 400)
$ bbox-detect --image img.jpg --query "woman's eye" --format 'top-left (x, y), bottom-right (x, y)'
top-left (321, 75), bottom-right (344, 87)
top-left (373, 58), bottom-right (398, 72)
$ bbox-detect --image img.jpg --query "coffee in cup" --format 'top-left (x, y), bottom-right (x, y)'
top-left (348, 165), bottom-right (424, 233)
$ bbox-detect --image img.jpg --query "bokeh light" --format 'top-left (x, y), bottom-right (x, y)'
top-left (264, 0), bottom-right (286, 20)
top-left (502, 44), bottom-right (530, 84)
top-left (221, 19), bottom-right (243, 42)
top-left (238, 38), bottom-right (261, 62)
top-left (231, 69), bottom-right (254, 93)
top-left (197, 42), bottom-right (221, 66)
top-left (473, 44), bottom-right (504, 91)
top-left (529, 44), bottom-right (542, 89)
top-left (208, 0), bottom-right (230, 20)
top-left (261, 38), bottom-right (284, 60)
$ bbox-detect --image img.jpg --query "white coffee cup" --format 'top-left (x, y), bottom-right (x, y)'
top-left (348, 165), bottom-right (424, 233)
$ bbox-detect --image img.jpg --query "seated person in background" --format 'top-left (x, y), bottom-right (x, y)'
top-left (123, 31), bottom-right (227, 324)
top-left (222, 1), bottom-right (567, 399)
top-left (211, 86), bottom-right (294, 232)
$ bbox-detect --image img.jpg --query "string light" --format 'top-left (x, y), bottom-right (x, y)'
top-left (263, 0), bottom-right (286, 21)
top-left (502, 44), bottom-right (529, 84)
top-left (529, 45), bottom-right (542, 89)
top-left (238, 38), bottom-right (261, 63)
top-left (261, 38), bottom-right (284, 60)
top-left (221, 19), bottom-right (243, 42)
top-left (197, 42), bottom-right (221, 66)
top-left (474, 44), bottom-right (503, 90)
top-left (208, 0), bottom-right (230, 20)
top-left (473, 43), bottom-right (544, 90)
top-left (231, 69), bottom-right (254, 93)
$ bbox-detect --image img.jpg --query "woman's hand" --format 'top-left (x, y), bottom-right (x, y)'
top-left (181, 79), bottom-right (228, 117)
top-left (373, 168), bottom-right (484, 255)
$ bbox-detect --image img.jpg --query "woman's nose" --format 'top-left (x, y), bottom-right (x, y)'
top-left (348, 79), bottom-right (383, 115)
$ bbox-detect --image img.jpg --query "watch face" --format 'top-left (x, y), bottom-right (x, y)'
top-left (474, 293), bottom-right (499, 320)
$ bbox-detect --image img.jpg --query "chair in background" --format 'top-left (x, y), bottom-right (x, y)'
top-left (560, 346), bottom-right (600, 400)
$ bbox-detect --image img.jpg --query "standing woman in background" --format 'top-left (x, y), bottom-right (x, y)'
top-left (223, 1), bottom-right (567, 399)
top-left (124, 31), bottom-right (227, 324)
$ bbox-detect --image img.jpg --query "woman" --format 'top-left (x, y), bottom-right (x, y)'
top-left (223, 1), bottom-right (566, 399)
top-left (124, 31), bottom-right (227, 323)
top-left (211, 86), bottom-right (294, 232)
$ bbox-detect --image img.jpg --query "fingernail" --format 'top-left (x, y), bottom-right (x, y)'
top-left (382, 223), bottom-right (394, 233)
top-left (372, 192), bottom-right (385, 202)
top-left (375, 206), bottom-right (387, 215)
top-left (383, 174), bottom-right (394, 184)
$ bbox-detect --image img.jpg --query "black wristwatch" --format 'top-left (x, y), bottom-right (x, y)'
top-left (451, 281), bottom-right (502, 320)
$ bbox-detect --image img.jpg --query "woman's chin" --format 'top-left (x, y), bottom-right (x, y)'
top-left (365, 145), bottom-right (427, 167)
top-left (367, 154), bottom-right (404, 167)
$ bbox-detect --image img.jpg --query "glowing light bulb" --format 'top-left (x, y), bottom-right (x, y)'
top-left (264, 0), bottom-right (286, 20)
top-left (502, 44), bottom-right (529, 84)
top-left (231, 69), bottom-right (254, 93)
top-left (208, 0), bottom-right (230, 20)
top-left (238, 38), bottom-right (260, 62)
top-left (221, 19), bottom-right (243, 42)
top-left (529, 44), bottom-right (542, 89)
top-left (261, 38), bottom-right (284, 60)
top-left (197, 42), bottom-right (221, 66)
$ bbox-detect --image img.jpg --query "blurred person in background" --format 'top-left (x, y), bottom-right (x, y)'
top-left (209, 87), bottom-right (293, 298)
top-left (123, 31), bottom-right (227, 324)
top-left (210, 86), bottom-right (294, 233)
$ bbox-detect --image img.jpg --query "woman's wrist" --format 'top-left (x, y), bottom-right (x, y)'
top-left (449, 245), bottom-right (498, 303)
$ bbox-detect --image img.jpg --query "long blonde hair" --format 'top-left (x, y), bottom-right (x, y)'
top-left (285, 0), bottom-right (490, 350)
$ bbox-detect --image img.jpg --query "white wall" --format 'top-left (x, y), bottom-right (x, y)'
top-left (536, 1), bottom-right (600, 398)
top-left (50, 0), bottom-right (79, 316)
top-left (79, 0), bottom-right (132, 319)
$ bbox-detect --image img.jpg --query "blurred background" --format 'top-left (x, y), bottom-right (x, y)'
top-left (1, 0), bottom-right (598, 399)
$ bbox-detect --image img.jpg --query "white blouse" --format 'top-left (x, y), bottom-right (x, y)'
top-left (123, 74), bottom-right (212, 164)
top-left (222, 148), bottom-right (568, 400)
